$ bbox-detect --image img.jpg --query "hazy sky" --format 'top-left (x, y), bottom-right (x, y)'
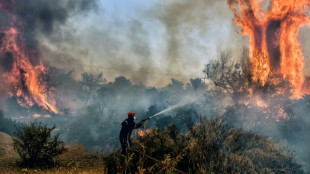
top-left (38, 0), bottom-right (310, 87)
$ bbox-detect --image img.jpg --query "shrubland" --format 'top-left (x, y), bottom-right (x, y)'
top-left (12, 121), bottom-right (66, 167)
top-left (105, 118), bottom-right (304, 174)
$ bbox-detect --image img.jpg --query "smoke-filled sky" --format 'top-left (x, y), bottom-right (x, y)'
top-left (19, 0), bottom-right (310, 87)
top-left (37, 0), bottom-right (246, 87)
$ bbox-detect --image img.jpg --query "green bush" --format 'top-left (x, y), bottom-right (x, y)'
top-left (12, 121), bottom-right (66, 167)
top-left (105, 118), bottom-right (304, 174)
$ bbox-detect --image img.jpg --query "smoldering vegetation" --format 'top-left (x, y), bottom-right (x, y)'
top-left (0, 49), bottom-right (310, 172)
top-left (55, 73), bottom-right (215, 152)
top-left (0, 0), bottom-right (309, 173)
top-left (105, 119), bottom-right (304, 173)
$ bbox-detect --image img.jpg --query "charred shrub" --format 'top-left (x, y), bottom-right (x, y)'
top-left (12, 121), bottom-right (66, 167)
top-left (105, 118), bottom-right (304, 174)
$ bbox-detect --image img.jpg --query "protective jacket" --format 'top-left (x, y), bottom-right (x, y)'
top-left (119, 118), bottom-right (142, 154)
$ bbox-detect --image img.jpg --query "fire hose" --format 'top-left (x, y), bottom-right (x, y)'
top-left (139, 90), bottom-right (206, 125)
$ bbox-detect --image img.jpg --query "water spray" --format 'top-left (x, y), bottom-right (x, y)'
top-left (140, 90), bottom-right (206, 122)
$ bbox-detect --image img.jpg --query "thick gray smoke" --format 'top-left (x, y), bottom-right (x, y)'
top-left (0, 0), bottom-right (96, 49)
top-left (1, 0), bottom-right (309, 171)
top-left (156, 0), bottom-right (232, 74)
top-left (41, 0), bottom-right (247, 87)
top-left (0, 0), bottom-right (97, 111)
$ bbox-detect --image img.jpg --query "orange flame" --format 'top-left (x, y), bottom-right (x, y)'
top-left (228, 0), bottom-right (310, 97)
top-left (32, 114), bottom-right (41, 118)
top-left (137, 129), bottom-right (151, 137)
top-left (0, 3), bottom-right (58, 113)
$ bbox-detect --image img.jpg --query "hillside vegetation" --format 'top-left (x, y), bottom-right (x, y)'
top-left (105, 118), bottom-right (304, 174)
top-left (0, 131), bottom-right (104, 174)
top-left (0, 117), bottom-right (305, 173)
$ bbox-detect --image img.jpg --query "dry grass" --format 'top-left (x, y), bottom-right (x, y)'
top-left (0, 133), bottom-right (105, 174)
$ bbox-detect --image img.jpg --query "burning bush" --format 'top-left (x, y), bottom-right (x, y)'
top-left (104, 118), bottom-right (304, 173)
top-left (12, 121), bottom-right (66, 167)
top-left (104, 124), bottom-right (186, 173)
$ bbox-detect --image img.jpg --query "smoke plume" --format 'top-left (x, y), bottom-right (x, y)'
top-left (40, 0), bottom-right (246, 87)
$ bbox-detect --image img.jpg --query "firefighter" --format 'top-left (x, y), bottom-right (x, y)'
top-left (119, 112), bottom-right (145, 154)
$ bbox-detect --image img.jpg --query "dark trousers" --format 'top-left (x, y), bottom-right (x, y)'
top-left (120, 136), bottom-right (132, 154)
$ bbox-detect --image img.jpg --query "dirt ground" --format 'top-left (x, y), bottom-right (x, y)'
top-left (0, 132), bottom-right (106, 174)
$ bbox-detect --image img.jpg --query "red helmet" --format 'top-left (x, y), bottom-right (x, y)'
top-left (128, 112), bottom-right (136, 118)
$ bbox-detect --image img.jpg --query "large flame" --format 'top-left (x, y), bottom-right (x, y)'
top-left (228, 0), bottom-right (310, 97)
top-left (0, 2), bottom-right (58, 113)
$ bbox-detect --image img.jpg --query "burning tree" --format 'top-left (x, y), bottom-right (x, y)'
top-left (204, 49), bottom-right (252, 104)
top-left (0, 1), bottom-right (58, 113)
top-left (228, 0), bottom-right (310, 97)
